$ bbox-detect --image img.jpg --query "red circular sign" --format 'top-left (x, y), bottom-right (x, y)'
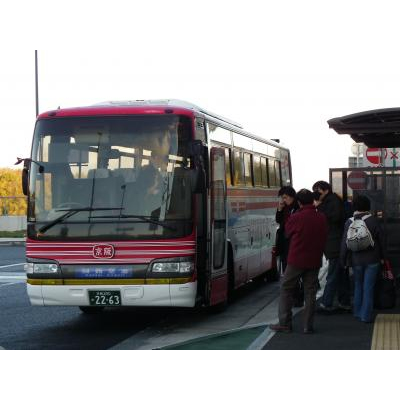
top-left (366, 148), bottom-right (387, 165)
top-left (348, 171), bottom-right (367, 190)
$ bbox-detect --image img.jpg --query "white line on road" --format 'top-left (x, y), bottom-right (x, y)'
top-left (0, 282), bottom-right (25, 287)
top-left (0, 276), bottom-right (26, 280)
top-left (0, 272), bottom-right (26, 278)
top-left (0, 272), bottom-right (27, 286)
top-left (247, 328), bottom-right (275, 350)
top-left (0, 263), bottom-right (25, 270)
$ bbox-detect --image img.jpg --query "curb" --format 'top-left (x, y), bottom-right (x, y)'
top-left (156, 323), bottom-right (268, 350)
top-left (0, 238), bottom-right (26, 246)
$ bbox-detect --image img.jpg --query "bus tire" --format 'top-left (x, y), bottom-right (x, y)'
top-left (79, 306), bottom-right (105, 314)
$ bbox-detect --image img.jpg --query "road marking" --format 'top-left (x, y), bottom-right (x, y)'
top-left (0, 263), bottom-right (25, 270)
top-left (0, 272), bottom-right (26, 279)
top-left (0, 282), bottom-right (25, 287)
top-left (0, 272), bottom-right (27, 287)
top-left (247, 327), bottom-right (275, 350)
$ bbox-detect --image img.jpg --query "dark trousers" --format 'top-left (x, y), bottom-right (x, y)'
top-left (277, 232), bottom-right (290, 274)
top-left (278, 264), bottom-right (320, 330)
top-left (321, 258), bottom-right (351, 307)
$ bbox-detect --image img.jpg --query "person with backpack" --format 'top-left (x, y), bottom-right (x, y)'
top-left (313, 180), bottom-right (351, 313)
top-left (270, 189), bottom-right (328, 334)
top-left (340, 195), bottom-right (386, 323)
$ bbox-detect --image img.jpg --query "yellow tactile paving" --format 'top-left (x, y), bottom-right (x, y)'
top-left (371, 314), bottom-right (400, 350)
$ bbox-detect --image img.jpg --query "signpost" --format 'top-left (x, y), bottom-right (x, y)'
top-left (35, 50), bottom-right (39, 117)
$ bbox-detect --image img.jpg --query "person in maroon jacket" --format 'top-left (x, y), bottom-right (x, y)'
top-left (270, 189), bottom-right (328, 334)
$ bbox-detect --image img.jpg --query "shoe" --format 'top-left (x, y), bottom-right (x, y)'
top-left (303, 328), bottom-right (314, 334)
top-left (337, 303), bottom-right (352, 312)
top-left (317, 303), bottom-right (335, 313)
top-left (269, 324), bottom-right (292, 333)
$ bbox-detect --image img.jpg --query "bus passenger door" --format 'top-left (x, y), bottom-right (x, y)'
top-left (209, 147), bottom-right (228, 305)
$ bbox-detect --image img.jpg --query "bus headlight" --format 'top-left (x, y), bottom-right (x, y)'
top-left (25, 263), bottom-right (59, 274)
top-left (151, 261), bottom-right (194, 274)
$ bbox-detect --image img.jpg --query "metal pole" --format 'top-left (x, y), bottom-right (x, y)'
top-left (35, 50), bottom-right (39, 117)
top-left (356, 144), bottom-right (360, 167)
top-left (381, 147), bottom-right (385, 167)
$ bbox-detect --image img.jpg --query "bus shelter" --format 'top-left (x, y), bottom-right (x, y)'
top-left (329, 167), bottom-right (400, 268)
top-left (328, 108), bottom-right (400, 270)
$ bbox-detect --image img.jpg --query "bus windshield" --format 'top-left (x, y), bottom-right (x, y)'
top-left (28, 115), bottom-right (194, 240)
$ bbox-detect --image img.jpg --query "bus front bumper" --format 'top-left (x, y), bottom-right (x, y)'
top-left (27, 280), bottom-right (197, 308)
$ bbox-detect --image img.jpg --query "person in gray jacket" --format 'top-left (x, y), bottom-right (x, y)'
top-left (339, 195), bottom-right (386, 323)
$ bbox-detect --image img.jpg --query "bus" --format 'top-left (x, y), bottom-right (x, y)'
top-left (21, 100), bottom-right (292, 312)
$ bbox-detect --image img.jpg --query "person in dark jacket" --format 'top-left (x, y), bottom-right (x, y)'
top-left (270, 189), bottom-right (328, 334)
top-left (339, 195), bottom-right (386, 323)
top-left (275, 186), bottom-right (299, 274)
top-left (275, 186), bottom-right (304, 307)
top-left (313, 180), bottom-right (351, 312)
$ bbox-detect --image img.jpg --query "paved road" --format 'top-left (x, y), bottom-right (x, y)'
top-left (0, 245), bottom-right (280, 350)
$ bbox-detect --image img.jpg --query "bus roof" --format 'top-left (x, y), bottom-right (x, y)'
top-left (37, 99), bottom-right (289, 151)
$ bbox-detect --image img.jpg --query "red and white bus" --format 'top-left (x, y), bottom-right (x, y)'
top-left (22, 100), bottom-right (292, 312)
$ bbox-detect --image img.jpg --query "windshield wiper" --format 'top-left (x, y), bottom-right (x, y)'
top-left (90, 214), bottom-right (177, 231)
top-left (38, 207), bottom-right (123, 234)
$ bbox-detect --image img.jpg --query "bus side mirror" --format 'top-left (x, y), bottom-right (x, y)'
top-left (15, 157), bottom-right (30, 196)
top-left (16, 158), bottom-right (45, 196)
top-left (22, 166), bottom-right (29, 196)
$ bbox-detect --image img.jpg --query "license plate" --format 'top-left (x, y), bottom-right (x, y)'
top-left (88, 290), bottom-right (121, 306)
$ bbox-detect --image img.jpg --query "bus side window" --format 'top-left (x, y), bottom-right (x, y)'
top-left (243, 153), bottom-right (252, 186)
top-left (261, 157), bottom-right (268, 187)
top-left (280, 150), bottom-right (291, 185)
top-left (268, 158), bottom-right (278, 187)
top-left (275, 160), bottom-right (282, 187)
top-left (225, 147), bottom-right (232, 186)
top-left (233, 150), bottom-right (245, 185)
top-left (253, 155), bottom-right (262, 186)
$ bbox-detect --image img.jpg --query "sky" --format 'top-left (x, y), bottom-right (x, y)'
top-left (2, 1), bottom-right (400, 193)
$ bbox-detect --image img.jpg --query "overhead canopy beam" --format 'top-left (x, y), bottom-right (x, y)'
top-left (328, 108), bottom-right (400, 147)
